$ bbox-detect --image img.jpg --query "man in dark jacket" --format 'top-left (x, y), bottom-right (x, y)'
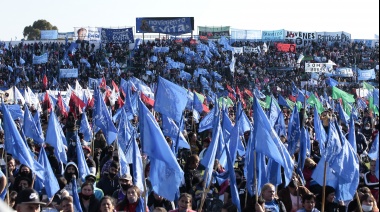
top-left (97, 161), bottom-right (120, 196)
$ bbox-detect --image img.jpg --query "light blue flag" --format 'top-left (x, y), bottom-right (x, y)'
top-left (313, 106), bottom-right (327, 154)
top-left (72, 177), bottom-right (83, 212)
top-left (45, 111), bottom-right (68, 164)
top-left (198, 107), bottom-right (215, 132)
top-left (268, 97), bottom-right (280, 128)
top-left (333, 121), bottom-right (360, 201)
top-left (93, 87), bottom-right (118, 145)
top-left (326, 77), bottom-right (339, 87)
top-left (297, 127), bottom-right (310, 185)
top-left (227, 117), bottom-right (240, 165)
top-left (325, 122), bottom-right (343, 164)
top-left (287, 105), bottom-right (300, 156)
top-left (118, 140), bottom-right (130, 177)
top-left (266, 158), bottom-right (281, 187)
top-left (2, 103), bottom-right (44, 179)
top-left (79, 113), bottom-right (92, 142)
top-left (200, 107), bottom-right (221, 187)
top-left (254, 88), bottom-right (266, 99)
top-left (37, 147), bottom-right (60, 200)
top-left (34, 111), bottom-right (43, 136)
top-left (117, 109), bottom-right (133, 155)
top-left (23, 104), bottom-right (44, 144)
top-left (311, 156), bottom-right (338, 192)
top-left (278, 94), bottom-right (291, 109)
top-left (193, 92), bottom-right (204, 113)
top-left (154, 77), bottom-right (188, 123)
top-left (374, 89), bottom-right (379, 105)
top-left (368, 134), bottom-right (379, 179)
top-left (356, 97), bottom-right (368, 110)
top-left (253, 97), bottom-right (294, 186)
top-left (348, 112), bottom-right (357, 153)
top-left (76, 139), bottom-right (90, 182)
top-left (337, 102), bottom-right (349, 126)
top-left (132, 134), bottom-right (144, 192)
top-left (161, 115), bottom-right (190, 150)
top-left (138, 99), bottom-right (183, 201)
top-left (6, 104), bottom-right (24, 121)
top-left (225, 144), bottom-right (242, 212)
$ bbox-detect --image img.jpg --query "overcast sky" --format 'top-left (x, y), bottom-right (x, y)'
top-left (0, 0), bottom-right (378, 41)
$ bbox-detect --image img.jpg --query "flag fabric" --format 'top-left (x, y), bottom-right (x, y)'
top-left (43, 92), bottom-right (52, 113)
top-left (252, 97), bottom-right (294, 186)
top-left (138, 99), bottom-right (183, 201)
top-left (118, 139), bottom-right (131, 177)
top-left (313, 106), bottom-right (327, 153)
top-left (363, 81), bottom-right (375, 90)
top-left (72, 177), bottom-right (83, 212)
top-left (20, 56), bottom-right (25, 65)
top-left (154, 77), bottom-right (188, 123)
top-left (348, 112), bottom-right (357, 153)
top-left (43, 75), bottom-right (48, 90)
top-left (198, 108), bottom-right (215, 132)
top-left (287, 105), bottom-right (301, 156)
top-left (332, 86), bottom-right (355, 103)
top-left (278, 94), bottom-right (291, 108)
top-left (79, 113), bottom-right (92, 142)
top-left (132, 135), bottom-right (145, 192)
top-left (337, 102), bottom-right (349, 126)
top-left (254, 88), bottom-right (266, 99)
top-left (56, 93), bottom-right (68, 118)
top-left (230, 54), bottom-right (236, 74)
top-left (307, 94), bottom-right (324, 114)
top-left (161, 115), bottom-right (190, 150)
top-left (69, 92), bottom-right (85, 115)
top-left (268, 97), bottom-right (281, 128)
top-left (45, 111), bottom-right (68, 164)
top-left (368, 134), bottom-right (379, 178)
top-left (93, 87), bottom-right (118, 145)
top-left (297, 127), bottom-right (310, 184)
top-left (34, 111), bottom-right (43, 136)
top-left (2, 103), bottom-right (45, 179)
top-left (36, 147), bottom-right (60, 200)
top-left (225, 144), bottom-right (242, 212)
top-left (23, 104), bottom-right (44, 144)
top-left (76, 139), bottom-right (91, 182)
top-left (326, 77), bottom-right (339, 87)
top-left (99, 77), bottom-right (107, 89)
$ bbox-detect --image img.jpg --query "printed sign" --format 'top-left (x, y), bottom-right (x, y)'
top-left (136, 17), bottom-right (194, 35)
top-left (305, 63), bottom-right (334, 73)
top-left (41, 30), bottom-right (58, 40)
top-left (357, 69), bottom-right (376, 81)
top-left (33, 53), bottom-right (48, 64)
top-left (231, 28), bottom-right (262, 40)
top-left (316, 31), bottom-right (351, 44)
top-left (101, 28), bottom-right (134, 43)
top-left (74, 27), bottom-right (101, 41)
top-left (59, 69), bottom-right (78, 78)
top-left (285, 30), bottom-right (316, 46)
top-left (198, 26), bottom-right (230, 39)
top-left (261, 30), bottom-right (284, 40)
top-left (275, 43), bottom-right (296, 53)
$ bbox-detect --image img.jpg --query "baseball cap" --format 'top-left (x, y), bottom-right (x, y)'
top-left (16, 188), bottom-right (46, 205)
top-left (119, 173), bottom-right (132, 181)
top-left (85, 174), bottom-right (96, 182)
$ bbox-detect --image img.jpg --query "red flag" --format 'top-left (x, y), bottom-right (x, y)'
top-left (69, 92), bottom-right (85, 117)
top-left (226, 84), bottom-right (234, 93)
top-left (43, 92), bottom-right (52, 113)
top-left (111, 80), bottom-right (119, 93)
top-left (99, 77), bottom-right (107, 89)
top-left (288, 95), bottom-right (297, 102)
top-left (57, 93), bottom-right (68, 118)
top-left (87, 97), bottom-right (94, 108)
top-left (140, 93), bottom-right (155, 107)
top-left (236, 86), bottom-right (246, 109)
top-left (117, 95), bottom-right (124, 107)
top-left (244, 88), bottom-right (253, 97)
top-left (228, 92), bottom-right (236, 101)
top-left (202, 104), bottom-right (210, 113)
top-left (43, 75), bottom-right (48, 90)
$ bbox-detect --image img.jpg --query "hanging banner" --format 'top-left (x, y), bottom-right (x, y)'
top-left (59, 68), bottom-right (78, 78)
top-left (357, 69), bottom-right (376, 81)
top-left (316, 31), bottom-right (351, 44)
top-left (305, 62), bottom-right (334, 73)
top-left (275, 43), bottom-right (296, 53)
top-left (261, 30), bottom-right (284, 40)
top-left (243, 46), bottom-right (261, 53)
top-left (230, 28), bottom-right (262, 40)
top-left (74, 27), bottom-right (101, 41)
top-left (284, 30), bottom-right (316, 46)
top-left (198, 26), bottom-right (230, 39)
top-left (101, 28), bottom-right (134, 43)
top-left (32, 53), bottom-right (48, 64)
top-left (136, 17), bottom-right (194, 35)
top-left (40, 30), bottom-right (58, 40)
top-left (232, 47), bottom-right (243, 54)
top-left (58, 32), bottom-right (74, 39)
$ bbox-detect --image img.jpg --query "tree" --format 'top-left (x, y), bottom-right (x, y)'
top-left (23, 19), bottom-right (58, 40)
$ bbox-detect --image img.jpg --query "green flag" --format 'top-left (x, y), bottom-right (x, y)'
top-left (332, 87), bottom-right (355, 103)
top-left (218, 97), bottom-right (234, 108)
top-left (286, 98), bottom-right (296, 109)
top-left (363, 82), bottom-right (375, 91)
top-left (307, 94), bottom-right (324, 114)
top-left (343, 100), bottom-right (352, 116)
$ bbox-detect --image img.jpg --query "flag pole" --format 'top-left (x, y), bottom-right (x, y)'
top-left (198, 169), bottom-right (212, 211)
top-left (321, 160), bottom-right (327, 212)
top-left (253, 150), bottom-right (258, 203)
top-left (4, 150), bottom-right (9, 206)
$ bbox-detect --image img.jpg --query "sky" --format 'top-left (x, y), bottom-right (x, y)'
top-left (0, 0), bottom-right (379, 41)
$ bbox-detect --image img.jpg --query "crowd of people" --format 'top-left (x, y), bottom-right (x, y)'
top-left (0, 35), bottom-right (379, 212)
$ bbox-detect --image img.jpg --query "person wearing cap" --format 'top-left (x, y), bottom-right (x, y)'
top-left (78, 174), bottom-right (104, 200)
top-left (82, 146), bottom-right (96, 175)
top-left (112, 173), bottom-right (133, 203)
top-left (15, 188), bottom-right (46, 212)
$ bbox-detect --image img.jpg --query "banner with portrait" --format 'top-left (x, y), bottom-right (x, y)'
top-left (275, 43), bottom-right (296, 53)
top-left (32, 53), bottom-right (48, 64)
top-left (40, 30), bottom-right (58, 40)
top-left (59, 68), bottom-right (78, 78)
top-left (73, 27), bottom-right (101, 41)
top-left (136, 17), bottom-right (194, 35)
top-left (261, 30), bottom-right (285, 40)
top-left (198, 26), bottom-right (230, 39)
top-left (101, 28), bottom-right (134, 43)
top-left (284, 30), bottom-right (317, 46)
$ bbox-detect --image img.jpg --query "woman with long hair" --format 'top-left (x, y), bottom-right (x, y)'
top-left (79, 182), bottom-right (99, 212)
